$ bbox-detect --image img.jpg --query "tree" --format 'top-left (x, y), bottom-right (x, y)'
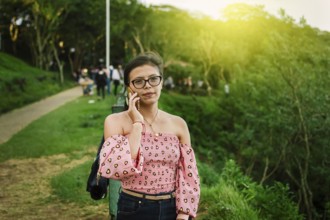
top-left (21, 0), bottom-right (68, 70)
top-left (59, 0), bottom-right (106, 73)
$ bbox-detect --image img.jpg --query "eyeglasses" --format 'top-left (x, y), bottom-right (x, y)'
top-left (131, 75), bottom-right (162, 89)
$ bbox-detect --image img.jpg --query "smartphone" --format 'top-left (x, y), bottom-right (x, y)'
top-left (127, 87), bottom-right (140, 110)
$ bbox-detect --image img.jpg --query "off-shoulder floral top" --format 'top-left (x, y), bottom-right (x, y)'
top-left (98, 131), bottom-right (200, 218)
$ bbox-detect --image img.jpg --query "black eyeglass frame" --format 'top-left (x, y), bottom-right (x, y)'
top-left (130, 75), bottom-right (163, 89)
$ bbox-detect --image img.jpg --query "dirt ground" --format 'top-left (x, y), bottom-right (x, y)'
top-left (0, 152), bottom-right (109, 220)
top-left (0, 87), bottom-right (111, 219)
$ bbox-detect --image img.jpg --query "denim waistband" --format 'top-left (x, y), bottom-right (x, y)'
top-left (121, 188), bottom-right (175, 201)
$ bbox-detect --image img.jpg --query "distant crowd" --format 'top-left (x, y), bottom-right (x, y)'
top-left (74, 64), bottom-right (209, 99)
top-left (74, 64), bottom-right (124, 99)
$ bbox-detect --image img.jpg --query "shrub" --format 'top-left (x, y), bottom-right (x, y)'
top-left (199, 181), bottom-right (259, 220)
top-left (198, 160), bottom-right (303, 220)
top-left (197, 159), bottom-right (221, 187)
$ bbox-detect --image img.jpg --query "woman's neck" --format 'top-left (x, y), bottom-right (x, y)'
top-left (139, 104), bottom-right (159, 123)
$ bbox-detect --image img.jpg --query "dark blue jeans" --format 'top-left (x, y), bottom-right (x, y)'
top-left (117, 191), bottom-right (177, 220)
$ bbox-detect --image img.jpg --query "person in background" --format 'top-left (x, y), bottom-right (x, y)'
top-left (90, 66), bottom-right (99, 83)
top-left (95, 67), bottom-right (107, 99)
top-left (118, 64), bottom-right (124, 79)
top-left (106, 65), bottom-right (113, 95)
top-left (111, 65), bottom-right (121, 96)
top-left (164, 76), bottom-right (175, 90)
top-left (98, 51), bottom-right (200, 220)
top-left (78, 68), bottom-right (94, 95)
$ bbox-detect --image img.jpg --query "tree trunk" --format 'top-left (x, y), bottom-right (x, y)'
top-left (202, 61), bottom-right (212, 96)
top-left (133, 30), bottom-right (145, 53)
top-left (51, 41), bottom-right (64, 85)
top-left (281, 69), bottom-right (314, 220)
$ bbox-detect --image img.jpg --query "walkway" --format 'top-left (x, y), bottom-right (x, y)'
top-left (0, 86), bottom-right (82, 144)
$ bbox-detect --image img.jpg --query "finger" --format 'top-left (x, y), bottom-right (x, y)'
top-left (129, 93), bottom-right (138, 108)
top-left (129, 92), bottom-right (138, 103)
top-left (130, 92), bottom-right (137, 99)
top-left (132, 97), bottom-right (140, 109)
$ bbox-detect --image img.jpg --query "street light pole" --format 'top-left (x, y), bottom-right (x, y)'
top-left (106, 0), bottom-right (110, 68)
top-left (106, 4), bottom-right (121, 219)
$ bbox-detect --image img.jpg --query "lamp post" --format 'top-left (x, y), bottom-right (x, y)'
top-left (106, 2), bottom-right (121, 220)
top-left (106, 0), bottom-right (110, 68)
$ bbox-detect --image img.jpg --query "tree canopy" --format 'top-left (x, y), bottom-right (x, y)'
top-left (0, 1), bottom-right (329, 218)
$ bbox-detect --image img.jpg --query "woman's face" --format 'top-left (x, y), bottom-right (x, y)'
top-left (128, 64), bottom-right (163, 105)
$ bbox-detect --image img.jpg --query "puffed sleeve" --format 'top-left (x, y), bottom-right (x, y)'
top-left (176, 143), bottom-right (200, 218)
top-left (98, 134), bottom-right (144, 180)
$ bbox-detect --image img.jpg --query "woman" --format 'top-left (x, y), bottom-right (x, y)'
top-left (98, 52), bottom-right (200, 220)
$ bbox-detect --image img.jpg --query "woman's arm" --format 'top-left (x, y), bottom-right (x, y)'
top-left (99, 112), bottom-right (145, 180)
top-left (104, 91), bottom-right (144, 160)
top-left (104, 113), bottom-right (143, 160)
top-left (174, 115), bottom-right (200, 219)
top-left (175, 116), bottom-right (191, 145)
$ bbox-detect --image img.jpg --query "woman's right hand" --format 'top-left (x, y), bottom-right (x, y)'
top-left (127, 92), bottom-right (143, 123)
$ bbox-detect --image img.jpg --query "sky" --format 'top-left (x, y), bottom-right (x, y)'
top-left (142, 0), bottom-right (330, 31)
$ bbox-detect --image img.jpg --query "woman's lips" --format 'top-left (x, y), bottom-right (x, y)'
top-left (142, 92), bottom-right (155, 98)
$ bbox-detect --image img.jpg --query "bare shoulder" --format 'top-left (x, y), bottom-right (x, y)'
top-left (161, 110), bottom-right (190, 144)
top-left (104, 111), bottom-right (127, 122)
top-left (169, 113), bottom-right (188, 129)
top-left (104, 111), bottom-right (130, 138)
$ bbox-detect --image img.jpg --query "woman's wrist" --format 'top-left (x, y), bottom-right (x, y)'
top-left (133, 120), bottom-right (144, 125)
top-left (132, 120), bottom-right (145, 133)
top-left (177, 213), bottom-right (189, 220)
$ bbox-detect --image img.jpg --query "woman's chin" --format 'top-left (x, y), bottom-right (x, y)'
top-left (141, 98), bottom-right (158, 106)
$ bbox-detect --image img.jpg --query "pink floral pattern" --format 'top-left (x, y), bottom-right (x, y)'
top-left (98, 132), bottom-right (200, 218)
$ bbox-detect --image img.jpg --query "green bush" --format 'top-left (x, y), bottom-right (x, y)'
top-left (199, 182), bottom-right (259, 220)
top-left (199, 160), bottom-right (303, 220)
top-left (160, 71), bottom-right (330, 218)
top-left (252, 183), bottom-right (303, 220)
top-left (197, 159), bottom-right (221, 187)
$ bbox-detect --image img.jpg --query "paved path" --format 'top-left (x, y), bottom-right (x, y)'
top-left (0, 86), bottom-right (82, 144)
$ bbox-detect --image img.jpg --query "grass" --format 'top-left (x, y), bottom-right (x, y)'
top-left (0, 95), bottom-right (116, 162)
top-left (0, 50), bottom-right (307, 218)
top-left (51, 160), bottom-right (108, 206)
top-left (0, 90), bottom-right (217, 207)
top-left (198, 182), bottom-right (259, 220)
top-left (0, 51), bottom-right (75, 114)
top-left (0, 90), bottom-right (207, 208)
top-left (0, 93), bottom-right (116, 206)
top-left (0, 89), bottom-right (303, 219)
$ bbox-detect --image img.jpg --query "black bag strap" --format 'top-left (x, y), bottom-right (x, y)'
top-left (86, 135), bottom-right (108, 200)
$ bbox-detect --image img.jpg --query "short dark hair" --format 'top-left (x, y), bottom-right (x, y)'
top-left (124, 51), bottom-right (164, 86)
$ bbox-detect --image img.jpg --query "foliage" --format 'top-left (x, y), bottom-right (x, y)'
top-left (199, 160), bottom-right (303, 220)
top-left (199, 182), bottom-right (259, 220)
top-left (200, 160), bottom-right (303, 219)
top-left (0, 86), bottom-right (302, 219)
top-left (160, 79), bottom-right (329, 219)
top-left (1, 1), bottom-right (330, 218)
top-left (197, 158), bottom-right (221, 187)
top-left (59, 0), bottom-right (106, 70)
top-left (221, 160), bottom-right (302, 220)
top-left (160, 92), bottom-right (230, 168)
top-left (0, 52), bottom-right (73, 114)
